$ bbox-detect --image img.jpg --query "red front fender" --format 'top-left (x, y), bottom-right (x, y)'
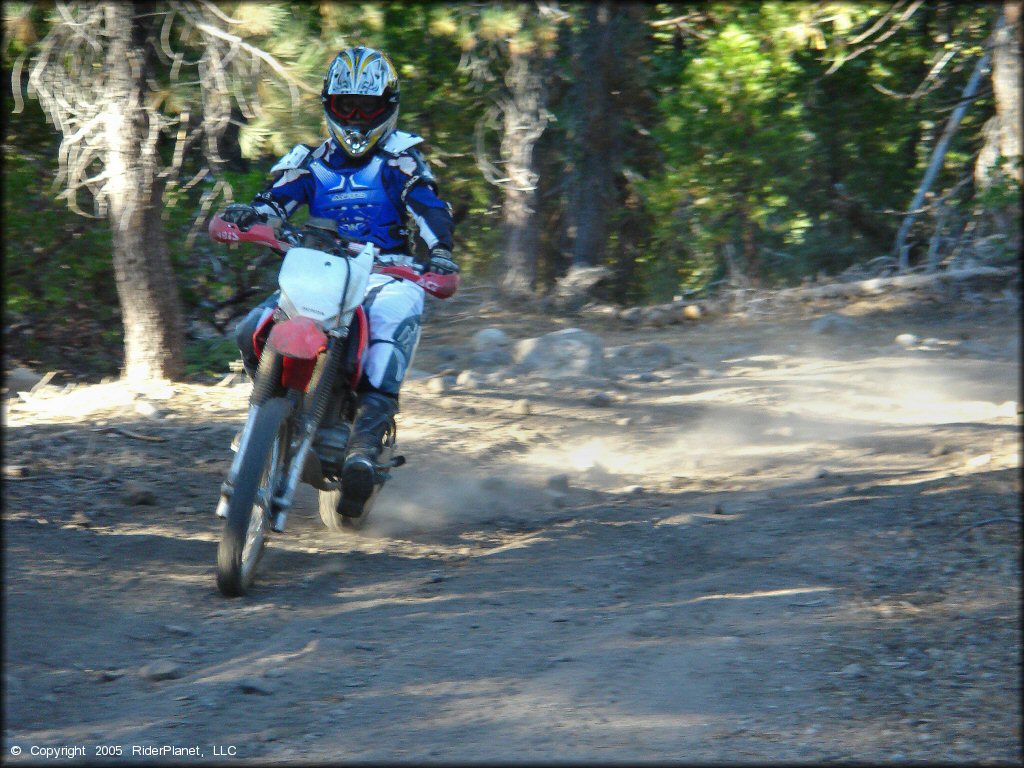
top-left (268, 317), bottom-right (327, 392)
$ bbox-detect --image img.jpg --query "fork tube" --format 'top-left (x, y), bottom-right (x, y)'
top-left (215, 402), bottom-right (261, 518)
top-left (216, 348), bottom-right (282, 518)
top-left (271, 334), bottom-right (347, 531)
top-left (250, 348), bottom-right (282, 406)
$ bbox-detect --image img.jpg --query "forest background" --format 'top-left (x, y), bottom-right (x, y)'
top-left (2, 1), bottom-right (1020, 381)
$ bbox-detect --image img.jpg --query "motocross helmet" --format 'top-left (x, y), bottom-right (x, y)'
top-left (322, 46), bottom-right (400, 159)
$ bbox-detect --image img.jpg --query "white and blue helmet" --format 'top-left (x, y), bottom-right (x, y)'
top-left (322, 46), bottom-right (400, 159)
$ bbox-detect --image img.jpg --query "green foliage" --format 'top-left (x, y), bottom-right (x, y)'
top-left (184, 338), bottom-right (241, 378)
top-left (3, 1), bottom-right (1016, 379)
top-left (635, 1), bottom-right (1004, 294)
top-left (2, 127), bottom-right (124, 375)
top-left (645, 5), bottom-right (816, 291)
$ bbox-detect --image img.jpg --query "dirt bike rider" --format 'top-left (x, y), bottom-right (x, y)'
top-left (221, 46), bottom-right (457, 515)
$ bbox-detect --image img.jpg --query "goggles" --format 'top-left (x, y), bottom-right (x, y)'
top-left (326, 94), bottom-right (388, 124)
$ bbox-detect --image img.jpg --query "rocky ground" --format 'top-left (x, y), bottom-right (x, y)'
top-left (2, 278), bottom-right (1021, 764)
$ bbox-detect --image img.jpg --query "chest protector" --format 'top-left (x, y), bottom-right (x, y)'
top-left (308, 155), bottom-right (406, 251)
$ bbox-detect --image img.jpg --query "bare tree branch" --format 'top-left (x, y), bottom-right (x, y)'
top-left (824, 0), bottom-right (925, 76)
top-left (848, 0), bottom-right (907, 45)
top-left (197, 0), bottom-right (243, 26)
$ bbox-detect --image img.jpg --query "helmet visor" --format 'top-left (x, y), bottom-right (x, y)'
top-left (326, 94), bottom-right (389, 127)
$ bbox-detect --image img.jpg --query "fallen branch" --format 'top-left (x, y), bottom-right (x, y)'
top-left (93, 426), bottom-right (167, 443)
top-left (954, 517), bottom-right (1019, 538)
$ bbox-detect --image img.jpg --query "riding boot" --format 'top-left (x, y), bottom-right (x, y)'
top-left (341, 391), bottom-right (398, 513)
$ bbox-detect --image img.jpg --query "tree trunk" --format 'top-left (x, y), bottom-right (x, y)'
top-left (570, 2), bottom-right (615, 268)
top-left (104, 3), bottom-right (185, 382)
top-left (976, 3), bottom-right (1021, 188)
top-left (498, 51), bottom-right (548, 298)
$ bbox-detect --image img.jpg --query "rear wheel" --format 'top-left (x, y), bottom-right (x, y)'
top-left (217, 397), bottom-right (292, 596)
top-left (318, 488), bottom-right (369, 531)
top-left (318, 424), bottom-right (394, 533)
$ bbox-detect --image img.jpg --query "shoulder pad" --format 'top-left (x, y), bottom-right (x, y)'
top-left (380, 130), bottom-right (424, 156)
top-left (387, 146), bottom-right (436, 186)
top-left (270, 144), bottom-right (314, 174)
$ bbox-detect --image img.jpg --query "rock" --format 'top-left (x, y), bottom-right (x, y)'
top-left (134, 400), bottom-right (163, 419)
top-left (640, 306), bottom-right (670, 327)
top-left (70, 511), bottom-right (95, 527)
top-left (97, 669), bottom-right (125, 683)
top-left (238, 677), bottom-right (275, 695)
top-left (624, 485), bottom-right (644, 496)
top-left (682, 304), bottom-right (702, 321)
top-left (471, 328), bottom-right (511, 352)
top-left (812, 466), bottom-right (830, 479)
top-left (426, 375), bottom-right (454, 395)
top-left (4, 464), bottom-right (30, 478)
top-left (606, 343), bottom-right (674, 373)
top-left (514, 328), bottom-right (605, 378)
top-left (811, 313), bottom-right (856, 335)
top-left (965, 453), bottom-right (991, 468)
top-left (164, 625), bottom-right (193, 637)
top-left (455, 370), bottom-right (483, 389)
top-left (174, 505), bottom-right (195, 515)
top-left (588, 392), bottom-right (613, 408)
top-left (427, 571), bottom-right (448, 584)
top-left (122, 482), bottom-right (157, 506)
top-left (469, 347), bottom-right (514, 371)
top-left (616, 417), bottom-right (632, 428)
top-left (513, 399), bottom-right (532, 416)
top-left (896, 333), bottom-right (919, 348)
top-left (929, 443), bottom-right (952, 457)
top-left (619, 307), bottom-right (643, 326)
top-left (141, 660), bottom-right (183, 682)
top-left (838, 663), bottom-right (865, 678)
top-left (547, 474), bottom-right (571, 493)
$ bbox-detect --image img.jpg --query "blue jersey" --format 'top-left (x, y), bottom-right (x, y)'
top-left (252, 131), bottom-right (454, 255)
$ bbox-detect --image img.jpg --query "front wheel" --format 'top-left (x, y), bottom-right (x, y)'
top-left (217, 397), bottom-right (292, 596)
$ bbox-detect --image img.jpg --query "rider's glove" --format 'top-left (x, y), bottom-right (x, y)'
top-left (427, 248), bottom-right (459, 275)
top-left (221, 203), bottom-right (266, 232)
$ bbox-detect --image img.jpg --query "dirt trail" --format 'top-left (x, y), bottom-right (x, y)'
top-left (3, 288), bottom-right (1021, 763)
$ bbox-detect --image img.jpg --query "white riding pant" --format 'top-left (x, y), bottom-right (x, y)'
top-left (359, 274), bottom-right (424, 395)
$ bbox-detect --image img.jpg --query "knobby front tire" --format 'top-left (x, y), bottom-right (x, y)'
top-left (217, 397), bottom-right (292, 597)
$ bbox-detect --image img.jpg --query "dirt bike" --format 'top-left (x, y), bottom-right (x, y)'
top-left (208, 213), bottom-right (458, 597)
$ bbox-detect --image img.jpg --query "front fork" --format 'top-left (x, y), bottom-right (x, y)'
top-left (216, 331), bottom-right (348, 532)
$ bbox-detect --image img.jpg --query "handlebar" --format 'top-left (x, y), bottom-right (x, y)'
top-left (208, 215), bottom-right (459, 299)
